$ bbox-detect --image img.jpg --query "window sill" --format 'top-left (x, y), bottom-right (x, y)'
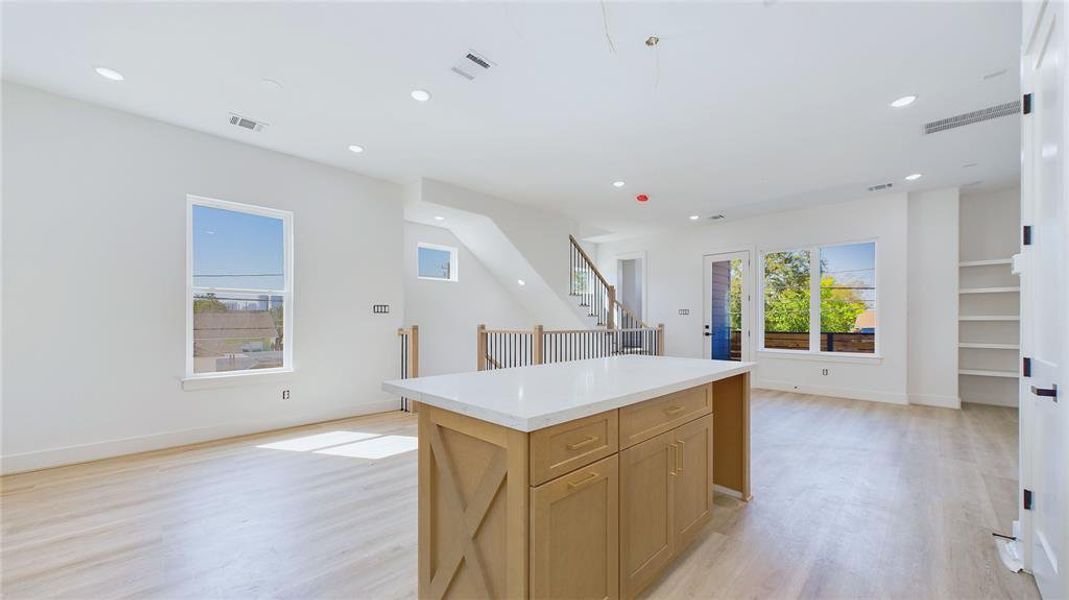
top-left (182, 368), bottom-right (295, 391)
top-left (757, 350), bottom-right (882, 364)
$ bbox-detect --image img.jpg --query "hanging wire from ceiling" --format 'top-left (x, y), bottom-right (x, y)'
top-left (600, 1), bottom-right (617, 54)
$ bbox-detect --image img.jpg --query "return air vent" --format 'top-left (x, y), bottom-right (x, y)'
top-left (451, 49), bottom-right (495, 81)
top-left (924, 101), bottom-right (1020, 135)
top-left (228, 113), bottom-right (267, 132)
top-left (868, 182), bottom-right (894, 192)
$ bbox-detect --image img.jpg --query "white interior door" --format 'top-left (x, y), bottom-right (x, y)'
top-left (1021, 1), bottom-right (1066, 597)
top-left (703, 251), bottom-right (751, 362)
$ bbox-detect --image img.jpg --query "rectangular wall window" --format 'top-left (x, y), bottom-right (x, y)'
top-left (417, 243), bottom-right (458, 282)
top-left (762, 250), bottom-right (811, 350)
top-left (188, 196), bottom-right (293, 377)
top-left (819, 242), bottom-right (876, 353)
top-left (761, 241), bottom-right (877, 354)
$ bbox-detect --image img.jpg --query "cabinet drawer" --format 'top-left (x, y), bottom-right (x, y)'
top-left (530, 410), bottom-right (618, 486)
top-left (619, 385), bottom-right (711, 449)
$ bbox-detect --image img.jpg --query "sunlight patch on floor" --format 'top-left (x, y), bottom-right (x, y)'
top-left (314, 435), bottom-right (419, 459)
top-left (255, 430), bottom-right (380, 452)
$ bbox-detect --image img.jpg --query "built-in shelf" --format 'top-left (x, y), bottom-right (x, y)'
top-left (959, 369), bottom-right (1019, 378)
top-left (958, 342), bottom-right (1020, 350)
top-left (959, 258), bottom-right (1013, 268)
top-left (959, 286), bottom-right (1020, 294)
top-left (959, 315), bottom-right (1021, 321)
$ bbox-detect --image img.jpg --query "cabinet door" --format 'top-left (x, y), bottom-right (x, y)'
top-left (619, 432), bottom-right (674, 599)
top-left (531, 455), bottom-right (619, 600)
top-left (672, 416), bottom-right (714, 553)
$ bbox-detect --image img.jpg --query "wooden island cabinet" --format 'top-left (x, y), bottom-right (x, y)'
top-left (384, 355), bottom-right (752, 600)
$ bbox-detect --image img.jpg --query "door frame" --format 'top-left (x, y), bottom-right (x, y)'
top-left (613, 250), bottom-right (648, 323)
top-left (702, 249), bottom-right (754, 362)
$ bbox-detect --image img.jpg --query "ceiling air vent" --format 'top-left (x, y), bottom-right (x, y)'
top-left (228, 113), bottom-right (267, 132)
top-left (451, 49), bottom-right (495, 81)
top-left (868, 182), bottom-right (894, 192)
top-left (923, 101), bottom-right (1020, 135)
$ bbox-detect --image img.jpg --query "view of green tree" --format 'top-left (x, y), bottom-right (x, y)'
top-left (735, 251), bottom-right (867, 333)
top-left (193, 293), bottom-right (228, 313)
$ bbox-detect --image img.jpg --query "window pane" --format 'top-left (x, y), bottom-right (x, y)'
top-left (193, 292), bottom-right (284, 373)
top-left (763, 250), bottom-right (810, 350)
top-left (192, 205), bottom-right (284, 290)
top-left (418, 246), bottom-right (454, 280)
top-left (820, 242), bottom-right (876, 353)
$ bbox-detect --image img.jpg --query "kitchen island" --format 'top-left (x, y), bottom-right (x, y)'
top-left (383, 355), bottom-right (754, 600)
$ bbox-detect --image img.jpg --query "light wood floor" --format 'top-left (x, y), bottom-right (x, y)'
top-left (2, 391), bottom-right (1039, 599)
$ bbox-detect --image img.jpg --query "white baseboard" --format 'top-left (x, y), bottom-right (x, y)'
top-left (1, 399), bottom-right (400, 475)
top-left (909, 393), bottom-right (962, 409)
top-left (752, 378), bottom-right (908, 405)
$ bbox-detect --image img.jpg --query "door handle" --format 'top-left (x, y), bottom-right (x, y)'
top-left (677, 440), bottom-right (685, 473)
top-left (669, 443), bottom-right (678, 476)
top-left (567, 472), bottom-right (600, 490)
top-left (1032, 384), bottom-right (1058, 401)
top-left (566, 435), bottom-right (599, 450)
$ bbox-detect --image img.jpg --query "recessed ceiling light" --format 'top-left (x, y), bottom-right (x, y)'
top-left (410, 89), bottom-right (431, 102)
top-left (890, 95), bottom-right (917, 108)
top-left (347, 144), bottom-right (365, 154)
top-left (433, 216), bottom-right (445, 221)
top-left (612, 181), bottom-right (625, 188)
top-left (517, 279), bottom-right (526, 286)
top-left (689, 215), bottom-right (700, 221)
top-left (94, 66), bottom-right (124, 81)
top-left (904, 173), bottom-right (923, 181)
top-left (962, 162), bottom-right (979, 168)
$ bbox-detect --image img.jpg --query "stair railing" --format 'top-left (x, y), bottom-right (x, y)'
top-left (569, 235), bottom-right (648, 329)
top-left (397, 325), bottom-right (420, 411)
top-left (477, 323), bottom-right (664, 371)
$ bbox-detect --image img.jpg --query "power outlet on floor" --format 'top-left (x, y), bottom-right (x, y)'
top-left (282, 390), bottom-right (291, 400)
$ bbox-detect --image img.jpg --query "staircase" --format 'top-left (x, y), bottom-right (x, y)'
top-left (568, 235), bottom-right (649, 330)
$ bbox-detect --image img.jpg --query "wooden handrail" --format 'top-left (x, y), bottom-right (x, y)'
top-left (397, 325), bottom-right (420, 412)
top-left (569, 235), bottom-right (611, 288)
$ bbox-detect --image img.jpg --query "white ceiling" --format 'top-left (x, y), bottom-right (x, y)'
top-left (2, 1), bottom-right (1021, 238)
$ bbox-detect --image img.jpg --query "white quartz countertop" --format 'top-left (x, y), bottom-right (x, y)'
top-left (382, 355), bottom-right (754, 432)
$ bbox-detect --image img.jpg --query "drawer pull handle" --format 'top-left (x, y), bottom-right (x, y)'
top-left (664, 405), bottom-right (685, 415)
top-left (669, 444), bottom-right (678, 476)
top-left (567, 472), bottom-right (600, 490)
top-left (677, 440), bottom-right (685, 473)
top-left (566, 435), bottom-right (599, 450)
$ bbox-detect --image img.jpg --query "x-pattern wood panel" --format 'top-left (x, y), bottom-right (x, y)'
top-left (426, 423), bottom-right (507, 600)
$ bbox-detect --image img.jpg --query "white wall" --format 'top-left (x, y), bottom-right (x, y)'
top-left (403, 222), bottom-right (533, 376)
top-left (1, 83), bottom-right (405, 473)
top-left (907, 188), bottom-right (960, 408)
top-left (597, 194), bottom-right (911, 404)
top-left (414, 178), bottom-right (588, 328)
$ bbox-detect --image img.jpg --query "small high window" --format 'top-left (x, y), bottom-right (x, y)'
top-left (417, 243), bottom-right (458, 282)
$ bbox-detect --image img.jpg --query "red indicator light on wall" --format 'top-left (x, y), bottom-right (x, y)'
top-left (636, 194), bottom-right (649, 203)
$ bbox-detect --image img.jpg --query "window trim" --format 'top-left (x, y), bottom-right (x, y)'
top-left (416, 242), bottom-right (459, 282)
top-left (758, 238), bottom-right (879, 357)
top-left (185, 194), bottom-right (294, 381)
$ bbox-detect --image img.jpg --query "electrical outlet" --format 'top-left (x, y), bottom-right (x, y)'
top-left (678, 308), bottom-right (690, 316)
top-left (821, 368), bottom-right (829, 376)
top-left (372, 304), bottom-right (390, 314)
top-left (282, 390), bottom-right (291, 400)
